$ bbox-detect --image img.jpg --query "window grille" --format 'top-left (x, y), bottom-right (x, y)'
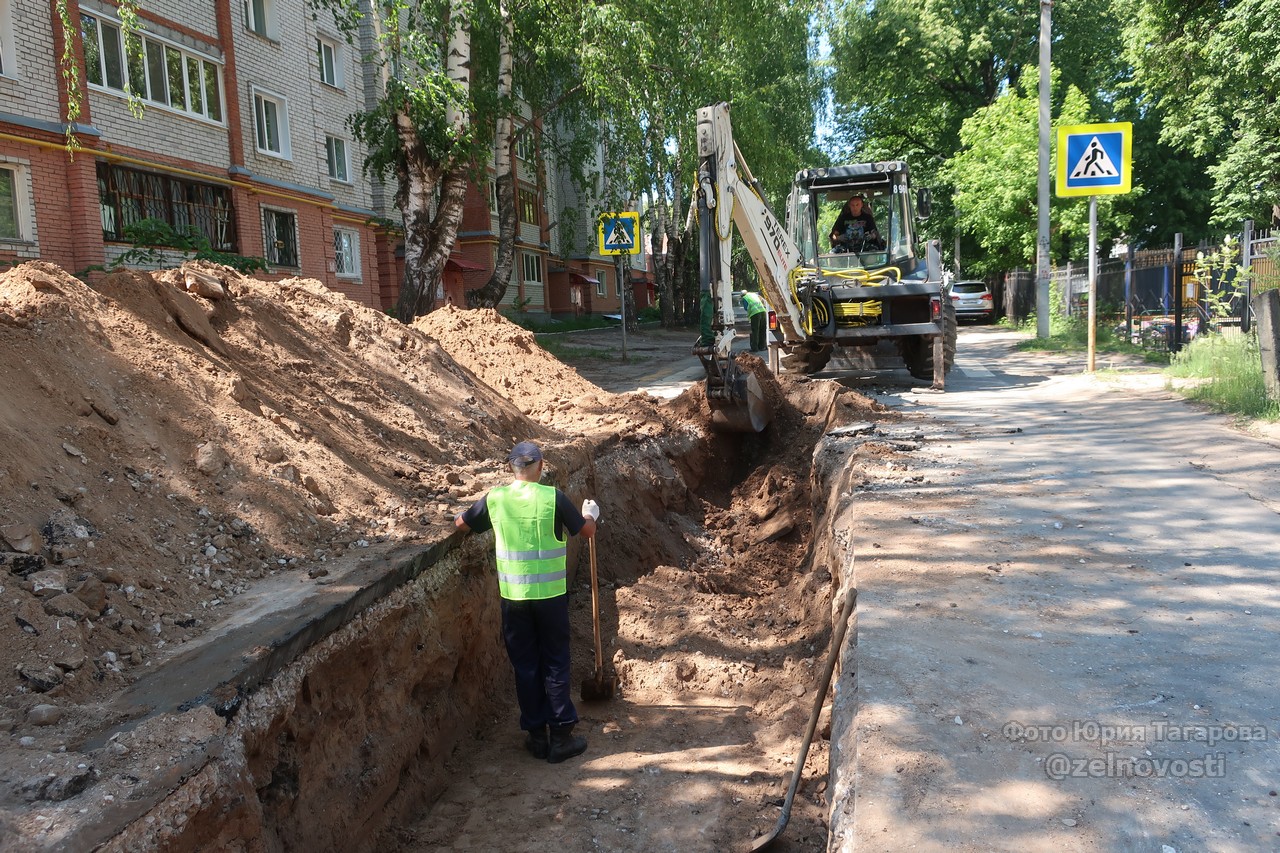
top-left (263, 209), bottom-right (298, 267)
top-left (96, 162), bottom-right (236, 251)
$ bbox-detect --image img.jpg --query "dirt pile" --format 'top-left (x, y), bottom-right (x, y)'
top-left (1, 258), bottom-right (898, 851)
top-left (415, 305), bottom-right (673, 445)
top-left (0, 261), bottom-right (614, 712)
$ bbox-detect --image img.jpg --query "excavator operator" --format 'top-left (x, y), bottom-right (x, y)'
top-left (830, 194), bottom-right (883, 253)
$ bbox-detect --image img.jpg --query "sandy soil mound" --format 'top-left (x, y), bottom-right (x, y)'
top-left (416, 305), bottom-right (673, 445)
top-left (0, 261), bottom-right (557, 709)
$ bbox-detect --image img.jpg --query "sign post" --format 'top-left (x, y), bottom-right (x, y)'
top-left (1056, 122), bottom-right (1133, 371)
top-left (598, 212), bottom-right (642, 361)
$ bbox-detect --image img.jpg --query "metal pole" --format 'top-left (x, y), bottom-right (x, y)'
top-left (1243, 219), bottom-right (1254, 333)
top-left (1036, 0), bottom-right (1053, 339)
top-left (1125, 243), bottom-right (1134, 342)
top-left (1087, 195), bottom-right (1098, 372)
top-left (616, 253), bottom-right (629, 361)
top-left (1172, 232), bottom-right (1184, 353)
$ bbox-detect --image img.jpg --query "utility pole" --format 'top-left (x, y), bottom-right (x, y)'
top-left (1036, 0), bottom-right (1053, 339)
top-left (1087, 196), bottom-right (1098, 371)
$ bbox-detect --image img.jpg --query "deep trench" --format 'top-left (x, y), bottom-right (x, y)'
top-left (97, 378), bottom-right (864, 852)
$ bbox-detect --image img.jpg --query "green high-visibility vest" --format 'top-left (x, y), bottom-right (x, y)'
top-left (487, 481), bottom-right (568, 600)
top-left (742, 291), bottom-right (767, 316)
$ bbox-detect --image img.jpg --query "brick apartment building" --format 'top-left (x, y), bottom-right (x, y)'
top-left (0, 0), bottom-right (652, 317)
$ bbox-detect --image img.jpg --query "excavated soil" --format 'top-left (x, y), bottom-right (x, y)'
top-left (0, 261), bottom-right (902, 850)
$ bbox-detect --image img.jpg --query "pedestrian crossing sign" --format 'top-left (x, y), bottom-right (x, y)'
top-left (1057, 122), bottom-right (1132, 197)
top-left (598, 212), bottom-right (641, 255)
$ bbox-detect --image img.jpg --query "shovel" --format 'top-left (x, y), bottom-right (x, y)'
top-left (580, 536), bottom-right (619, 701)
top-left (750, 586), bottom-right (857, 851)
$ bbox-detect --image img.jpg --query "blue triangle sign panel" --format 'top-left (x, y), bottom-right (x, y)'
top-left (605, 221), bottom-right (633, 249)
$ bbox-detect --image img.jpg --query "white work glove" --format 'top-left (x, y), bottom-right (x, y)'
top-left (581, 499), bottom-right (601, 522)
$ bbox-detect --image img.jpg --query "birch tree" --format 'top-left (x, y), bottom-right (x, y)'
top-left (319, 0), bottom-right (497, 321)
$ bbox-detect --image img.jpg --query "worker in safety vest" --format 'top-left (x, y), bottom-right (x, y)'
top-left (741, 290), bottom-right (768, 352)
top-left (455, 441), bottom-right (599, 763)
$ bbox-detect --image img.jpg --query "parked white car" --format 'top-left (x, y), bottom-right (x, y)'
top-left (950, 280), bottom-right (994, 323)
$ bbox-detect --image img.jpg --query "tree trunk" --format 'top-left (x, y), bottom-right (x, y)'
top-left (393, 0), bottom-right (471, 322)
top-left (470, 2), bottom-right (516, 310)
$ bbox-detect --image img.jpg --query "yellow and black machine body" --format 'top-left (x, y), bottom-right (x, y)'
top-left (692, 102), bottom-right (956, 432)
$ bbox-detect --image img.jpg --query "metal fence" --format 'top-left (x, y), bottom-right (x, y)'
top-left (999, 223), bottom-right (1277, 352)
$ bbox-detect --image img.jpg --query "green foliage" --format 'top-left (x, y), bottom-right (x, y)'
top-left (941, 70), bottom-right (1132, 277)
top-left (1167, 332), bottom-right (1279, 419)
top-left (827, 0), bottom-right (1130, 246)
top-left (1192, 236), bottom-right (1247, 320)
top-left (78, 218), bottom-right (269, 277)
top-left (1126, 0), bottom-right (1280, 227)
top-left (636, 305), bottom-right (661, 323)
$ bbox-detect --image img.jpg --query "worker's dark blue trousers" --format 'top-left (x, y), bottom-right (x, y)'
top-left (501, 595), bottom-right (579, 732)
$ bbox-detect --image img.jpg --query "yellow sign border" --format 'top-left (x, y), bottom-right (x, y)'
top-left (1056, 122), bottom-right (1132, 198)
top-left (597, 212), bottom-right (641, 256)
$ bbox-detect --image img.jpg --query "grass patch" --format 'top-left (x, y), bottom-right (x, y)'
top-left (506, 313), bottom-right (621, 333)
top-left (1166, 332), bottom-right (1279, 419)
top-left (1012, 316), bottom-right (1168, 363)
top-left (537, 338), bottom-right (633, 363)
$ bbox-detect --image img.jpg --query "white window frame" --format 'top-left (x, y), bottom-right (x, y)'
top-left (595, 268), bottom-right (607, 298)
top-left (334, 228), bottom-right (359, 278)
top-left (0, 161), bottom-right (33, 243)
top-left (252, 88), bottom-right (291, 159)
top-left (244, 0), bottom-right (276, 40)
top-left (521, 251), bottom-right (543, 286)
top-left (80, 13), bottom-right (225, 124)
top-left (325, 136), bottom-right (350, 182)
top-left (262, 206), bottom-right (299, 268)
top-left (0, 0), bottom-right (17, 79)
top-left (515, 130), bottom-right (535, 163)
top-left (316, 36), bottom-right (342, 88)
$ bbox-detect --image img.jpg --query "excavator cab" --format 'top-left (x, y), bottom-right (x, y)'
top-left (789, 164), bottom-right (922, 276)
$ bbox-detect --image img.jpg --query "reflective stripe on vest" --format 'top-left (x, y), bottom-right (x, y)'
top-left (487, 480), bottom-right (568, 600)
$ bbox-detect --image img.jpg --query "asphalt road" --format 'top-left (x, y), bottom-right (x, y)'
top-left (826, 327), bottom-right (1280, 853)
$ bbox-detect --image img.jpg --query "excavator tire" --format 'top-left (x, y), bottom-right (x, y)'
top-left (780, 343), bottom-right (834, 375)
top-left (899, 302), bottom-right (957, 380)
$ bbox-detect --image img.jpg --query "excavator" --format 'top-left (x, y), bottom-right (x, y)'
top-left (692, 102), bottom-right (957, 433)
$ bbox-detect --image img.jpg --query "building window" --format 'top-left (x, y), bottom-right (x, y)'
top-left (518, 186), bottom-right (538, 225)
top-left (595, 268), bottom-right (608, 298)
top-left (515, 131), bottom-right (535, 163)
top-left (488, 180), bottom-right (498, 213)
top-left (316, 37), bottom-right (341, 88)
top-left (81, 14), bottom-right (224, 123)
top-left (244, 0), bottom-right (275, 39)
top-left (0, 165), bottom-right (22, 240)
top-left (97, 162), bottom-right (236, 251)
top-left (521, 251), bottom-right (543, 285)
top-left (0, 0), bottom-right (16, 78)
top-left (334, 228), bottom-right (359, 277)
top-left (253, 89), bottom-right (290, 157)
top-left (263, 208), bottom-right (298, 267)
top-left (325, 136), bottom-right (349, 182)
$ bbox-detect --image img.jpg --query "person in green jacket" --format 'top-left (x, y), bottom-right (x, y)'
top-left (741, 290), bottom-right (768, 352)
top-left (456, 441), bottom-right (599, 763)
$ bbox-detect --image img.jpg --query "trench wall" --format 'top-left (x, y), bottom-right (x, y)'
top-left (98, 432), bottom-right (711, 851)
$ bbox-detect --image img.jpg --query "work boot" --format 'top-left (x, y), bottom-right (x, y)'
top-left (547, 724), bottom-right (588, 764)
top-left (524, 726), bottom-right (549, 760)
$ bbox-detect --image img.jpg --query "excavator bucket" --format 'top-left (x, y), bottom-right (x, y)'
top-left (708, 369), bottom-right (770, 433)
